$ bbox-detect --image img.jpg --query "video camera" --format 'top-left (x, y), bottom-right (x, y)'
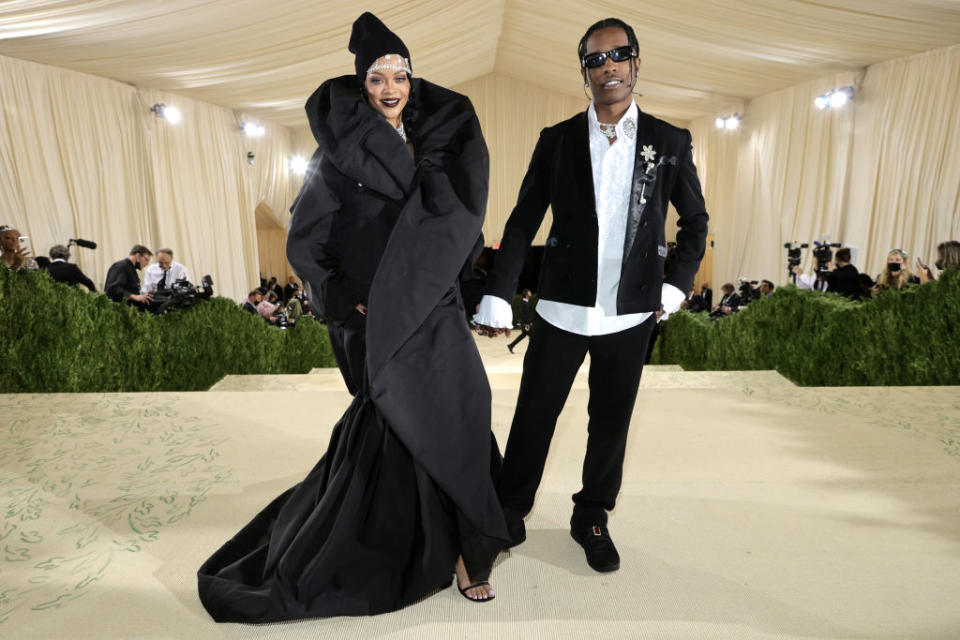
top-left (149, 275), bottom-right (214, 314)
top-left (812, 236), bottom-right (842, 276)
top-left (783, 242), bottom-right (809, 268)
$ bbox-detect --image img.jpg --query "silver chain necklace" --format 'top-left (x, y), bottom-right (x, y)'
top-left (394, 121), bottom-right (407, 142)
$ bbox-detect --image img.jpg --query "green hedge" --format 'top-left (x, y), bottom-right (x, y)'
top-left (651, 270), bottom-right (960, 386)
top-left (0, 267), bottom-right (336, 393)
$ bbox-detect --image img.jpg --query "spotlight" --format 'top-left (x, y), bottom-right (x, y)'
top-left (151, 103), bottom-right (181, 124)
top-left (715, 113), bottom-right (740, 130)
top-left (242, 122), bottom-right (265, 137)
top-left (814, 86), bottom-right (854, 110)
top-left (290, 156), bottom-right (308, 176)
top-left (829, 87), bottom-right (854, 108)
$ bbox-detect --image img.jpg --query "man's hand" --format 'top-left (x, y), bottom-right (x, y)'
top-left (655, 305), bottom-right (665, 321)
top-left (916, 258), bottom-right (934, 283)
top-left (473, 323), bottom-right (510, 338)
top-left (791, 265), bottom-right (803, 276)
top-left (130, 293), bottom-right (153, 304)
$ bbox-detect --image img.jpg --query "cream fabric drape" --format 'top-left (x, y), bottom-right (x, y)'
top-left (691, 43), bottom-right (960, 288)
top-left (845, 44), bottom-right (960, 276)
top-left (454, 73), bottom-right (588, 245)
top-left (0, 54), bottom-right (300, 301)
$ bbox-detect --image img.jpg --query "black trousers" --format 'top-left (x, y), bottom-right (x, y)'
top-left (497, 315), bottom-right (656, 527)
top-left (327, 318), bottom-right (366, 396)
top-left (507, 325), bottom-right (531, 350)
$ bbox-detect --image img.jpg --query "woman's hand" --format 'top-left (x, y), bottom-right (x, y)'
top-left (916, 258), bottom-right (934, 283)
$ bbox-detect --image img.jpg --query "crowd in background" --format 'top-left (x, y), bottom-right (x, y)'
top-left (3, 224), bottom-right (957, 326)
top-left (690, 240), bottom-right (960, 318)
top-left (1, 224), bottom-right (316, 326)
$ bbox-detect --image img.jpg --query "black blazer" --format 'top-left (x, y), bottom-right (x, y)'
top-left (486, 109), bottom-right (709, 314)
top-left (46, 261), bottom-right (96, 291)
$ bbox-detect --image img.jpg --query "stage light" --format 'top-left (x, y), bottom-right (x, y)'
top-left (715, 114), bottom-right (740, 130)
top-left (150, 103), bottom-right (181, 124)
top-left (814, 86), bottom-right (854, 110)
top-left (290, 156), bottom-right (308, 176)
top-left (242, 122), bottom-right (265, 137)
top-left (830, 87), bottom-right (854, 108)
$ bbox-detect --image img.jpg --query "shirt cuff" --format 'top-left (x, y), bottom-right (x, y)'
top-left (661, 283), bottom-right (685, 316)
top-left (472, 295), bottom-right (514, 329)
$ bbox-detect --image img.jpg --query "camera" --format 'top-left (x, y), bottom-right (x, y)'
top-left (149, 275), bottom-right (214, 314)
top-left (812, 237), bottom-right (842, 276)
top-left (783, 241), bottom-right (809, 268)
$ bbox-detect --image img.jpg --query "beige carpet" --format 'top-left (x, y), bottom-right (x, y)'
top-left (2, 335), bottom-right (959, 639)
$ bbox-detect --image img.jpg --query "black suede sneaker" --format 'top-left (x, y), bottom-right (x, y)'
top-left (570, 523), bottom-right (620, 572)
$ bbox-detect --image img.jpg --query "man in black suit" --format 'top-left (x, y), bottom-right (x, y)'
top-left (44, 245), bottom-right (96, 291)
top-left (241, 290), bottom-right (262, 315)
top-left (825, 247), bottom-right (862, 299)
top-left (474, 17), bottom-right (708, 573)
top-left (506, 289), bottom-right (534, 353)
top-left (104, 244), bottom-right (153, 307)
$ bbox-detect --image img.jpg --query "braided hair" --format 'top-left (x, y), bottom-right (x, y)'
top-left (577, 18), bottom-right (639, 67)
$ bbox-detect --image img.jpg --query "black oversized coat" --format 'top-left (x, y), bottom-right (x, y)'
top-left (286, 76), bottom-right (505, 540)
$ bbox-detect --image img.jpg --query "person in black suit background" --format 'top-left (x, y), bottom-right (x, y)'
top-left (44, 244), bottom-right (96, 291)
top-left (474, 17), bottom-right (708, 573)
top-left (506, 289), bottom-right (533, 353)
top-left (104, 244), bottom-right (153, 308)
top-left (824, 247), bottom-right (862, 299)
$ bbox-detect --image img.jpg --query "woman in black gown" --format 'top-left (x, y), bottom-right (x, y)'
top-left (197, 13), bottom-right (508, 620)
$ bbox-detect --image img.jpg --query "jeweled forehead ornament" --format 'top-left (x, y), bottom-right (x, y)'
top-left (367, 53), bottom-right (412, 75)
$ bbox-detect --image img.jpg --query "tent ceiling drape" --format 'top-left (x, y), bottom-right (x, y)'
top-left (2, 0), bottom-right (959, 127)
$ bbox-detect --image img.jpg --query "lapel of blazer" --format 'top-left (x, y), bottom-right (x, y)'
top-left (622, 111), bottom-right (658, 263)
top-left (569, 111), bottom-right (596, 215)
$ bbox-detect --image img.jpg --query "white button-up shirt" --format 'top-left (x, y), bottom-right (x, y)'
top-left (474, 101), bottom-right (684, 334)
top-left (142, 261), bottom-right (190, 294)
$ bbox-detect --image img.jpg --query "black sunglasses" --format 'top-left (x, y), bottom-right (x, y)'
top-left (582, 45), bottom-right (636, 69)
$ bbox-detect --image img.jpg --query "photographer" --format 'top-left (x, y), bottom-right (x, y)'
top-left (142, 248), bottom-right (190, 294)
top-left (824, 247), bottom-right (861, 299)
top-left (710, 283), bottom-right (740, 317)
top-left (759, 280), bottom-right (775, 298)
top-left (104, 245), bottom-right (153, 307)
top-left (256, 290), bottom-right (283, 324)
top-left (0, 225), bottom-right (38, 271)
top-left (45, 244), bottom-right (96, 291)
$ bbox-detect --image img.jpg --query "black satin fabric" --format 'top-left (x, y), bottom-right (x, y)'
top-left (197, 394), bottom-right (502, 622)
top-left (197, 74), bottom-right (508, 623)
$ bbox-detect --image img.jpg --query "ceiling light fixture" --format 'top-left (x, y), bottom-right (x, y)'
top-left (289, 156), bottom-right (308, 176)
top-left (150, 103), bottom-right (181, 124)
top-left (815, 86), bottom-right (855, 110)
top-left (242, 122), bottom-right (266, 137)
top-left (715, 113), bottom-right (741, 130)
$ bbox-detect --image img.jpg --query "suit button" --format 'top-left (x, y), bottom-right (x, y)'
top-left (641, 284), bottom-right (648, 291)
top-left (590, 278), bottom-right (596, 283)
top-left (642, 251), bottom-right (649, 259)
top-left (642, 221), bottom-right (648, 228)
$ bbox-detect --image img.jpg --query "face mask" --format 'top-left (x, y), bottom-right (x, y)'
top-left (935, 260), bottom-right (944, 270)
top-left (887, 262), bottom-right (902, 273)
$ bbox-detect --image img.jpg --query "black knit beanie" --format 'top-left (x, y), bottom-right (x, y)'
top-left (348, 12), bottom-right (411, 85)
